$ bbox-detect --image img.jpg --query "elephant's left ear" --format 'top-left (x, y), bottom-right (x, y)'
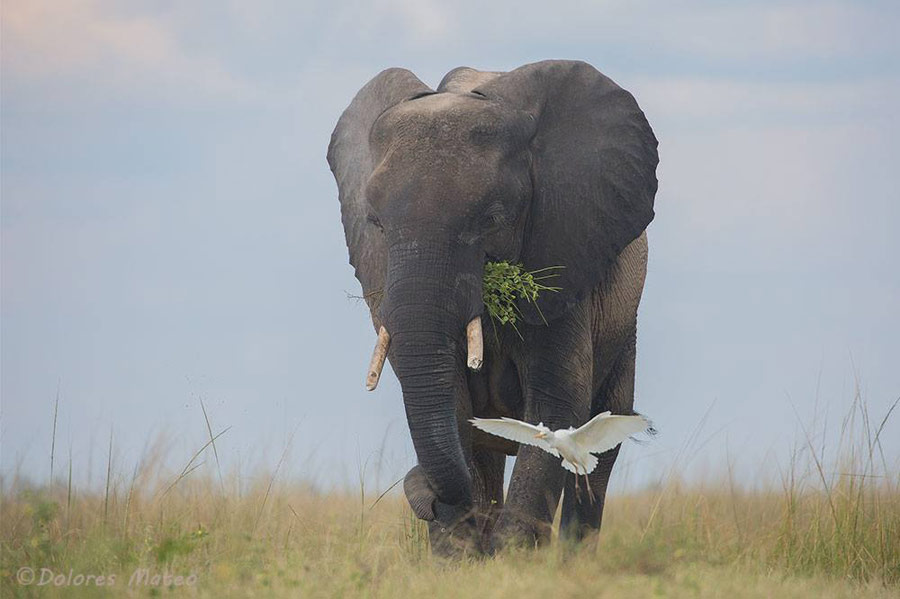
top-left (474, 60), bottom-right (659, 323)
top-left (327, 69), bottom-right (434, 322)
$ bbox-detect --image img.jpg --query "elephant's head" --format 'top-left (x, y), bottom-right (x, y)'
top-left (327, 60), bottom-right (658, 524)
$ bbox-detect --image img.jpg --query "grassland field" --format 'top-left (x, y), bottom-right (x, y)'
top-left (1, 395), bottom-right (897, 598)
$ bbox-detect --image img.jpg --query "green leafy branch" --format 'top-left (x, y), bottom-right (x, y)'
top-left (482, 261), bottom-right (563, 338)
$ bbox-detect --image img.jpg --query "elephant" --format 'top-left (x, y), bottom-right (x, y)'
top-left (327, 60), bottom-right (658, 555)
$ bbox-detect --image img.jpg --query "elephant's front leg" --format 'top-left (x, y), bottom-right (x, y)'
top-left (493, 302), bottom-right (594, 548)
top-left (470, 446), bottom-right (506, 548)
top-left (561, 330), bottom-right (637, 542)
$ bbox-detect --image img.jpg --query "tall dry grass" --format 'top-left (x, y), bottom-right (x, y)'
top-left (1, 393), bottom-right (897, 598)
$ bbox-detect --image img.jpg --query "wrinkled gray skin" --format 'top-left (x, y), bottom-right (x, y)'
top-left (328, 60), bottom-right (658, 555)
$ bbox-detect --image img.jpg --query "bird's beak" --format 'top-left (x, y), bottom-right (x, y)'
top-left (534, 432), bottom-right (547, 439)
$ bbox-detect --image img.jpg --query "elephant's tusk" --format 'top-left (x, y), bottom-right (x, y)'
top-left (366, 326), bottom-right (391, 391)
top-left (466, 317), bottom-right (484, 372)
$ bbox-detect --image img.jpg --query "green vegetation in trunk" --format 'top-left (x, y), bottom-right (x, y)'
top-left (482, 261), bottom-right (563, 335)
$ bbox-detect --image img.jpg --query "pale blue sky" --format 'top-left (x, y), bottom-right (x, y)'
top-left (2, 0), bottom-right (898, 491)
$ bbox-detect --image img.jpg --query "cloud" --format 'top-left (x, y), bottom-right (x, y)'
top-left (631, 1), bottom-right (899, 61)
top-left (331, 0), bottom-right (456, 45)
top-left (620, 76), bottom-right (900, 268)
top-left (2, 0), bottom-right (898, 489)
top-left (364, 0), bottom-right (900, 67)
top-left (5, 0), bottom-right (896, 114)
top-left (382, 0), bottom-right (455, 41)
top-left (2, 0), bottom-right (260, 106)
top-left (631, 75), bottom-right (899, 125)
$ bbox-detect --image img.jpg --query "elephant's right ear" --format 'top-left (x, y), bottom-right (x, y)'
top-left (474, 61), bottom-right (658, 324)
top-left (327, 69), bottom-right (434, 321)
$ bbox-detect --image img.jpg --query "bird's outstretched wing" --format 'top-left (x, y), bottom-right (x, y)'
top-left (570, 411), bottom-right (650, 455)
top-left (470, 417), bottom-right (559, 457)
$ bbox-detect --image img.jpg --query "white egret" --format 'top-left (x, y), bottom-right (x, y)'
top-left (470, 411), bottom-right (652, 476)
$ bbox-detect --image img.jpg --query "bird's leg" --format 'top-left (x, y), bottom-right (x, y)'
top-left (570, 461), bottom-right (595, 504)
top-left (573, 467), bottom-right (581, 499)
top-left (573, 462), bottom-right (594, 503)
top-left (582, 471), bottom-right (596, 505)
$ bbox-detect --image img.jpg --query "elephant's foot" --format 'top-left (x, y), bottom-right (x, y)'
top-left (427, 510), bottom-right (483, 558)
top-left (403, 465), bottom-right (485, 557)
top-left (491, 445), bottom-right (566, 552)
top-left (490, 510), bottom-right (553, 552)
top-left (558, 520), bottom-right (601, 548)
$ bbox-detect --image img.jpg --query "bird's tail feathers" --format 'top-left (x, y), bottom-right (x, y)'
top-left (560, 459), bottom-right (579, 474)
top-left (561, 454), bottom-right (598, 475)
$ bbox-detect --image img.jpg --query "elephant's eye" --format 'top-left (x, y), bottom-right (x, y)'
top-left (481, 209), bottom-right (505, 231)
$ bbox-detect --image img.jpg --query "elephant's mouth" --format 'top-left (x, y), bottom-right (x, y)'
top-left (364, 316), bottom-right (484, 391)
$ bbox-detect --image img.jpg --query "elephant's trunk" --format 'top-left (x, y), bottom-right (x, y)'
top-left (391, 323), bottom-right (471, 512)
top-left (380, 239), bottom-right (484, 521)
